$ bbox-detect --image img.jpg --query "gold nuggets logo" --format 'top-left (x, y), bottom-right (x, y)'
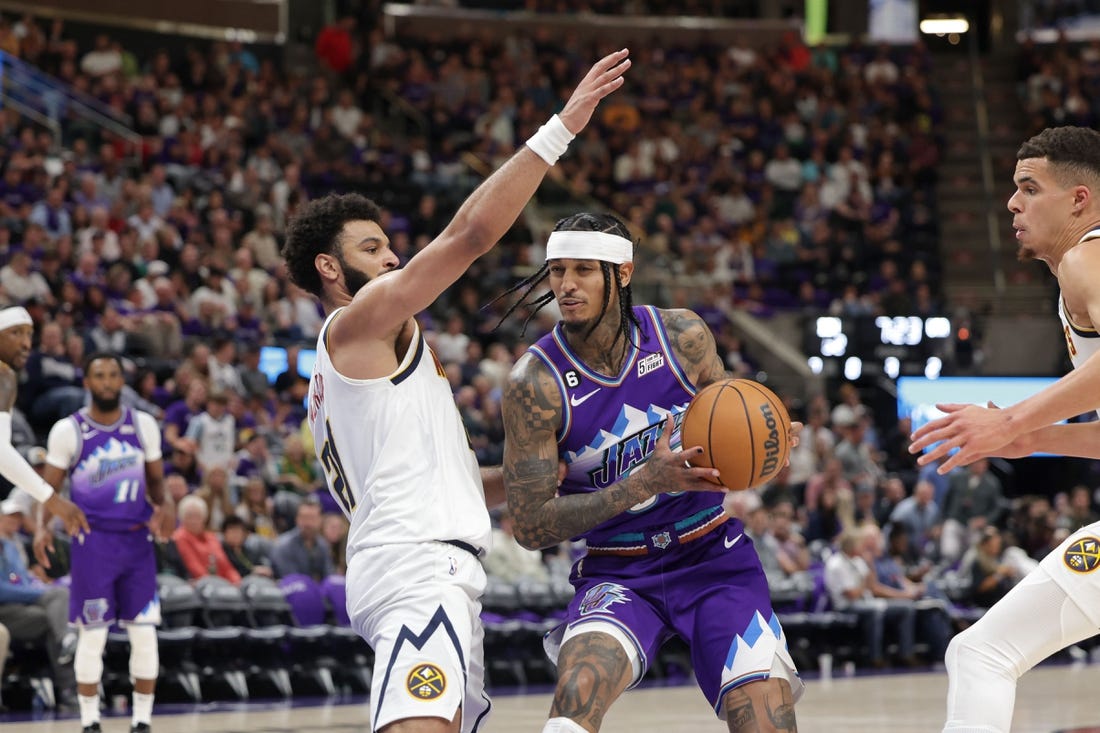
top-left (406, 664), bottom-right (446, 700)
top-left (1063, 536), bottom-right (1100, 574)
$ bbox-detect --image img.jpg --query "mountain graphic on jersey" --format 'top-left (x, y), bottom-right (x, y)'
top-left (69, 408), bottom-right (151, 531)
top-left (564, 402), bottom-right (688, 490)
top-left (74, 437), bottom-right (144, 487)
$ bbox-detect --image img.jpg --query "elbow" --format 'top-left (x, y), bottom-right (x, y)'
top-left (511, 524), bottom-right (548, 552)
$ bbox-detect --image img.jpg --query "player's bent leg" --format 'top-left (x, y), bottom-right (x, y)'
top-left (944, 565), bottom-right (1096, 733)
top-left (722, 677), bottom-right (797, 733)
top-left (547, 629), bottom-right (635, 733)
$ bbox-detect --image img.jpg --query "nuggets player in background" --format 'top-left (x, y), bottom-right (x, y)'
top-left (910, 126), bottom-right (1100, 733)
top-left (36, 352), bottom-right (168, 733)
top-left (281, 51), bottom-right (631, 733)
top-left (500, 213), bottom-right (802, 733)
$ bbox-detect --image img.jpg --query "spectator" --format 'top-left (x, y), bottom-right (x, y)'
top-left (0, 251), bottom-right (51, 305)
top-left (824, 527), bottom-right (918, 668)
top-left (220, 515), bottom-right (272, 579)
top-left (184, 393), bottom-right (236, 472)
top-left (194, 465), bottom-right (235, 533)
top-left (270, 497), bottom-right (332, 581)
top-left (320, 512), bottom-right (349, 576)
top-left (483, 508), bottom-right (549, 585)
top-left (171, 494), bottom-right (240, 585)
top-left (235, 476), bottom-right (277, 540)
top-left (314, 17), bottom-right (356, 75)
top-left (940, 459), bottom-right (1005, 563)
top-left (0, 496), bottom-right (77, 707)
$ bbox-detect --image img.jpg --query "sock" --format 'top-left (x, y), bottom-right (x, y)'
top-left (131, 692), bottom-right (154, 726)
top-left (78, 694), bottom-right (100, 726)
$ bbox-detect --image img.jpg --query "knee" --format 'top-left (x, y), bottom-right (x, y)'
top-left (946, 626), bottom-right (1017, 680)
top-left (555, 663), bottom-right (602, 706)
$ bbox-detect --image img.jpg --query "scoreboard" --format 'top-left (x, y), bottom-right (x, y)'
top-left (804, 315), bottom-right (954, 380)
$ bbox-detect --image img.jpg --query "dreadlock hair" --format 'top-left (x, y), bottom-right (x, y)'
top-left (491, 212), bottom-right (642, 351)
top-left (282, 193), bottom-right (383, 298)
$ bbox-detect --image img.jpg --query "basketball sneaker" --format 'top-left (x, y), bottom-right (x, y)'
top-left (81, 724), bottom-right (101, 733)
top-left (131, 724), bottom-right (151, 733)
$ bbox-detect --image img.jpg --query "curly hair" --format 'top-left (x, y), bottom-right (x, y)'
top-left (282, 194), bottom-right (383, 298)
top-left (1017, 126), bottom-right (1100, 188)
top-left (492, 212), bottom-right (641, 347)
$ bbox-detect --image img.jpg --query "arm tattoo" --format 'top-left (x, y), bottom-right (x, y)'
top-left (0, 364), bottom-right (16, 412)
top-left (503, 356), bottom-right (652, 549)
top-left (660, 309), bottom-right (728, 388)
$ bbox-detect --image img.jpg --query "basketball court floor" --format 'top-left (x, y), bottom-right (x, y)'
top-left (1, 664), bottom-right (1097, 733)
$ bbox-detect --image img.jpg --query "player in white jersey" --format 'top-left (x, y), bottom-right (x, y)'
top-left (280, 50), bottom-right (631, 733)
top-left (910, 126), bottom-right (1100, 733)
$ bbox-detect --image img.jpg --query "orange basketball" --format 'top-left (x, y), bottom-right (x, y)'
top-left (681, 378), bottom-right (791, 492)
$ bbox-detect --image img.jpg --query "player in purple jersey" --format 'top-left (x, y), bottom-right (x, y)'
top-left (35, 353), bottom-right (168, 733)
top-left (501, 213), bottom-right (803, 733)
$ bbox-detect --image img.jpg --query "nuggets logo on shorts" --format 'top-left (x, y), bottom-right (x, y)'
top-left (1063, 536), bottom-right (1100, 573)
top-left (406, 664), bottom-right (446, 700)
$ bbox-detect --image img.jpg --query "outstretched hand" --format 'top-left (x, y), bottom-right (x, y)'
top-left (639, 414), bottom-right (726, 494)
top-left (908, 402), bottom-right (1016, 473)
top-left (44, 493), bottom-right (90, 538)
top-left (558, 49), bottom-right (631, 135)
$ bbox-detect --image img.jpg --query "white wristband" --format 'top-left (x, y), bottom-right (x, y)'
top-left (525, 114), bottom-right (575, 166)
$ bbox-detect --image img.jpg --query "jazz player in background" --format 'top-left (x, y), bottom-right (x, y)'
top-left (500, 213), bottom-right (802, 733)
top-left (35, 352), bottom-right (169, 733)
top-left (909, 126), bottom-right (1100, 733)
top-left (281, 51), bottom-right (631, 733)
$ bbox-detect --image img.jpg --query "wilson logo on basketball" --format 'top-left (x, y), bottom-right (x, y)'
top-left (759, 403), bottom-right (782, 477)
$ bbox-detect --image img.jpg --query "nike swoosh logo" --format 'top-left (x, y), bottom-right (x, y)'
top-left (570, 388), bottom-right (601, 407)
top-left (724, 533), bottom-right (743, 549)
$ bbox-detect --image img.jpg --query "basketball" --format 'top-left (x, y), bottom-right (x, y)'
top-left (681, 378), bottom-right (791, 492)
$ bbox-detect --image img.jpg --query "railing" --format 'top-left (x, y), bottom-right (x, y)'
top-left (0, 51), bottom-right (142, 160)
top-left (966, 30), bottom-right (1006, 299)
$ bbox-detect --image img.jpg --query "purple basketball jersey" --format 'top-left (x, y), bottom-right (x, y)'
top-left (68, 407), bottom-right (153, 532)
top-left (529, 305), bottom-right (734, 550)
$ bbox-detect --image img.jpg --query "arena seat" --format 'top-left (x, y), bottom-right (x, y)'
top-left (242, 575), bottom-right (296, 627)
top-left (195, 576), bottom-right (254, 628)
top-left (319, 574), bottom-right (349, 626)
top-left (278, 574), bottom-right (327, 626)
top-left (158, 578), bottom-right (202, 629)
top-left (154, 626), bottom-right (203, 702)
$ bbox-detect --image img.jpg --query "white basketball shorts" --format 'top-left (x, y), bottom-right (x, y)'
top-left (347, 541), bottom-right (490, 733)
top-left (1038, 519), bottom-right (1100, 627)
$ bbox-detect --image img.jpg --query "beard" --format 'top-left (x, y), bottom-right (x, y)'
top-left (1017, 244), bottom-right (1036, 261)
top-left (91, 393), bottom-right (121, 412)
top-left (340, 260), bottom-right (373, 295)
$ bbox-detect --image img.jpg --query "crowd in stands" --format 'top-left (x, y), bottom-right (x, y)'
top-left (1, 4), bottom-right (1086, 686)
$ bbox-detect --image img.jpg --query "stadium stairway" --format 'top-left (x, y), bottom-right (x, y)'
top-left (933, 45), bottom-right (1053, 316)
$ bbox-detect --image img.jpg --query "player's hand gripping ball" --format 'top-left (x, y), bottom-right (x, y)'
top-left (681, 378), bottom-right (791, 491)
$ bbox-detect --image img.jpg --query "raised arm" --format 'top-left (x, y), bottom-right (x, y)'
top-left (502, 354), bottom-right (719, 550)
top-left (332, 50), bottom-right (632, 343)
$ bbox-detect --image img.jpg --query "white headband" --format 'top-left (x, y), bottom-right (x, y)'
top-left (0, 307), bottom-right (31, 332)
top-left (545, 231), bottom-right (633, 264)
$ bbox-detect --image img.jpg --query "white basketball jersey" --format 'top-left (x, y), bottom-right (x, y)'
top-left (1058, 229), bottom-right (1100, 373)
top-left (307, 309), bottom-right (491, 560)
